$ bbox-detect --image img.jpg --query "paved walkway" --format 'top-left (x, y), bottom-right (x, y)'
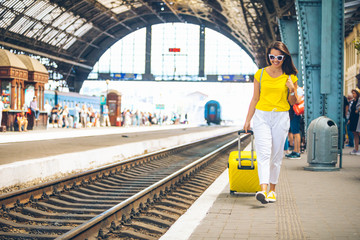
top-left (162, 147), bottom-right (360, 240)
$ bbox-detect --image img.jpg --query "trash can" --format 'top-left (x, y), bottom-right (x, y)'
top-left (304, 116), bottom-right (339, 171)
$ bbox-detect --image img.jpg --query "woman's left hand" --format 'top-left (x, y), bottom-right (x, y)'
top-left (285, 76), bottom-right (295, 92)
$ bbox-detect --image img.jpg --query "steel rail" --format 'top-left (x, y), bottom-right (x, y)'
top-left (0, 130), bottom-right (237, 210)
top-left (57, 134), bottom-right (247, 239)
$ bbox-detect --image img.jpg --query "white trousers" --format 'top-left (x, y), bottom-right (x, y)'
top-left (253, 109), bottom-right (289, 185)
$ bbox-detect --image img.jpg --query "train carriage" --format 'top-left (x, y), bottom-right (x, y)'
top-left (204, 100), bottom-right (221, 125)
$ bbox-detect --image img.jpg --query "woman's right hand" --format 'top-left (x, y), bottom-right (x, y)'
top-left (243, 121), bottom-right (251, 133)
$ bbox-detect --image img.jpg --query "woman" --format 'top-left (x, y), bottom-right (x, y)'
top-left (349, 89), bottom-right (359, 154)
top-left (244, 41), bottom-right (298, 204)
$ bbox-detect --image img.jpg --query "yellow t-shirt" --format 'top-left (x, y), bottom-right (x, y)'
top-left (255, 68), bottom-right (298, 112)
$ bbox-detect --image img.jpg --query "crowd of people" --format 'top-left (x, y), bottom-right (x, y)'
top-left (344, 89), bottom-right (360, 155)
top-left (44, 101), bottom-right (186, 129)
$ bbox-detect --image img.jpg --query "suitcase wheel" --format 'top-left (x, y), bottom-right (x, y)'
top-left (230, 190), bottom-right (235, 195)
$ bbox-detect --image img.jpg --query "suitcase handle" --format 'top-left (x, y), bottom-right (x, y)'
top-left (237, 129), bottom-right (254, 169)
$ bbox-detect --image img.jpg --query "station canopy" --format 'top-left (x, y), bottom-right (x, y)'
top-left (0, 0), bottom-right (359, 89)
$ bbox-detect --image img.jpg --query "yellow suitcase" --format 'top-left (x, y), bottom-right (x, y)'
top-left (228, 130), bottom-right (261, 194)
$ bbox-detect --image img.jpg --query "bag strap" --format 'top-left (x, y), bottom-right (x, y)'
top-left (259, 68), bottom-right (264, 93)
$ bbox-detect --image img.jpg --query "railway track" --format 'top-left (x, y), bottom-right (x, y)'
top-left (0, 131), bottom-right (250, 239)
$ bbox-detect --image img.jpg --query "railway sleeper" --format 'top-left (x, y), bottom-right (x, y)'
top-left (180, 185), bottom-right (205, 193)
top-left (186, 180), bottom-right (208, 189)
top-left (22, 207), bottom-right (95, 220)
top-left (78, 186), bottom-right (139, 194)
top-left (170, 192), bottom-right (197, 201)
top-left (126, 219), bottom-right (167, 234)
top-left (34, 202), bottom-right (105, 214)
top-left (158, 199), bottom-right (189, 209)
top-left (134, 215), bottom-right (173, 228)
top-left (146, 209), bottom-right (179, 222)
top-left (0, 218), bottom-right (72, 233)
top-left (68, 190), bottom-right (131, 200)
top-left (6, 211), bottom-right (85, 225)
top-left (0, 231), bottom-right (58, 240)
top-left (58, 193), bottom-right (124, 204)
top-left (116, 229), bottom-right (158, 240)
top-left (165, 196), bottom-right (193, 205)
top-left (45, 198), bottom-right (114, 209)
top-left (153, 205), bottom-right (184, 215)
top-left (176, 188), bottom-right (202, 196)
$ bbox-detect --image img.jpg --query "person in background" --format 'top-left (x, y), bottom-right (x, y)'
top-left (346, 93), bottom-right (354, 147)
top-left (17, 111), bottom-right (28, 132)
top-left (243, 41), bottom-right (298, 204)
top-left (44, 100), bottom-right (52, 126)
top-left (103, 105), bottom-right (111, 127)
top-left (51, 104), bottom-right (59, 127)
top-left (285, 87), bottom-right (304, 159)
top-left (80, 105), bottom-right (88, 128)
top-left (0, 98), bottom-right (4, 127)
top-left (73, 104), bottom-right (80, 128)
top-left (343, 95), bottom-right (349, 148)
top-left (348, 89), bottom-right (359, 155)
top-left (30, 96), bottom-right (40, 120)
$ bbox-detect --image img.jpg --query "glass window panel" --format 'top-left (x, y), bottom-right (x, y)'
top-left (0, 10), bottom-right (15, 28)
top-left (9, 16), bottom-right (34, 34)
top-left (24, 0), bottom-right (47, 17)
top-left (41, 29), bottom-right (59, 42)
top-left (50, 32), bottom-right (67, 46)
top-left (151, 23), bottom-right (199, 78)
top-left (24, 22), bottom-right (44, 38)
top-left (73, 23), bottom-right (92, 37)
top-left (52, 12), bottom-right (71, 28)
top-left (41, 7), bottom-right (62, 24)
top-left (33, 4), bottom-right (56, 20)
top-left (205, 28), bottom-right (257, 75)
top-left (65, 19), bottom-right (84, 34)
top-left (63, 37), bottom-right (76, 50)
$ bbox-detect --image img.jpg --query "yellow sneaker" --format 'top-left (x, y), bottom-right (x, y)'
top-left (267, 191), bottom-right (277, 203)
top-left (255, 191), bottom-right (268, 204)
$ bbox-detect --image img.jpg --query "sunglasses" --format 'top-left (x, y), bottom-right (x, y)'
top-left (269, 54), bottom-right (284, 61)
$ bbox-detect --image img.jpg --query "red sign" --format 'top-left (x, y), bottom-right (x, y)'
top-left (169, 48), bottom-right (180, 52)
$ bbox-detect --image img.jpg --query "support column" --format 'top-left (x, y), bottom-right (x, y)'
top-left (11, 79), bottom-right (15, 109)
top-left (144, 25), bottom-right (152, 80)
top-left (199, 25), bottom-right (205, 77)
top-left (295, 0), bottom-right (344, 167)
top-left (295, 0), bottom-right (344, 128)
top-left (278, 17), bottom-right (302, 87)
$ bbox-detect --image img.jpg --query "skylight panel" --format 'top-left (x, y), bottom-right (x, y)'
top-left (49, 32), bottom-right (66, 46)
top-left (0, 10), bottom-right (15, 28)
top-left (74, 23), bottom-right (92, 37)
top-left (65, 19), bottom-right (85, 34)
top-left (58, 15), bottom-right (77, 31)
top-left (24, 0), bottom-right (47, 17)
top-left (96, 0), bottom-right (130, 14)
top-left (52, 12), bottom-right (71, 27)
top-left (111, 5), bottom-right (129, 14)
top-left (9, 16), bottom-right (31, 34)
top-left (34, 4), bottom-right (56, 20)
top-left (38, 27), bottom-right (52, 40)
top-left (11, 0), bottom-right (33, 12)
top-left (63, 37), bottom-right (76, 50)
top-left (41, 7), bottom-right (62, 24)
top-left (41, 29), bottom-right (59, 43)
top-left (24, 22), bottom-right (44, 38)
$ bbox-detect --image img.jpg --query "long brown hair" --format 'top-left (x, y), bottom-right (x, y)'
top-left (266, 41), bottom-right (298, 76)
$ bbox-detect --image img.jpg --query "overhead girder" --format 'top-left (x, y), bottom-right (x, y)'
top-left (0, 0), bottom-right (298, 91)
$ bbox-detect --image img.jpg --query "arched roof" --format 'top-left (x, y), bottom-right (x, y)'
top-left (0, 49), bottom-right (27, 70)
top-left (0, 0), bottom-right (359, 91)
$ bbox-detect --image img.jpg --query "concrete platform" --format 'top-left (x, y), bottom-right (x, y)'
top-left (161, 147), bottom-right (360, 240)
top-left (0, 124), bottom-right (239, 190)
